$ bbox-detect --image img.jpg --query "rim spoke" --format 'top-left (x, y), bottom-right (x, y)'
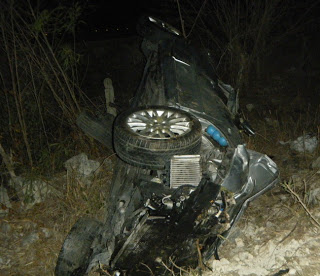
top-left (128, 122), bottom-right (146, 127)
top-left (167, 118), bottom-right (188, 124)
top-left (175, 121), bottom-right (190, 125)
top-left (171, 129), bottom-right (185, 135)
top-left (172, 125), bottom-right (190, 130)
top-left (127, 109), bottom-right (191, 139)
top-left (163, 129), bottom-right (176, 137)
top-left (138, 129), bottom-right (152, 135)
top-left (133, 114), bottom-right (150, 122)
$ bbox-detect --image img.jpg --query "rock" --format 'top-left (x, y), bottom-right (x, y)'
top-left (21, 232), bottom-right (40, 247)
top-left (312, 156), bottom-right (320, 169)
top-left (238, 251), bottom-right (254, 261)
top-left (308, 187), bottom-right (320, 205)
top-left (290, 135), bottom-right (318, 153)
top-left (246, 104), bottom-right (255, 112)
top-left (64, 153), bottom-right (100, 177)
top-left (265, 117), bottom-right (279, 127)
top-left (288, 268), bottom-right (297, 275)
top-left (210, 258), bottom-right (232, 273)
top-left (41, 227), bottom-right (52, 238)
top-left (9, 176), bottom-right (52, 209)
top-left (235, 237), bottom-right (245, 248)
top-left (219, 258), bottom-right (230, 265)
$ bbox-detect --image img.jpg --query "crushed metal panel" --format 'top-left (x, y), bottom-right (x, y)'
top-left (170, 155), bottom-right (202, 189)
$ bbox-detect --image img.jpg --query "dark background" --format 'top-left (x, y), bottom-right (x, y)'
top-left (76, 0), bottom-right (179, 39)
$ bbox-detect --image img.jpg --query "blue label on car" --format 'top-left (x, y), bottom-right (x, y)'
top-left (206, 125), bottom-right (228, 146)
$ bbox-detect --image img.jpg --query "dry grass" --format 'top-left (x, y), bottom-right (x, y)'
top-left (281, 179), bottom-right (320, 228)
top-left (0, 153), bottom-right (114, 276)
top-left (0, 0), bottom-right (89, 174)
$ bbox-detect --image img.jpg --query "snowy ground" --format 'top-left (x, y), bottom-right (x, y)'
top-left (203, 180), bottom-right (320, 276)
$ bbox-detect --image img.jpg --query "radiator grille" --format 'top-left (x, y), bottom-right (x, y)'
top-left (170, 155), bottom-right (202, 189)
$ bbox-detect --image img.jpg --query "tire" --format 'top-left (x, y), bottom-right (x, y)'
top-left (113, 106), bottom-right (202, 169)
top-left (55, 217), bottom-right (103, 276)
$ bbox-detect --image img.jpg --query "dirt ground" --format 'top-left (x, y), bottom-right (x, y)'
top-left (1, 163), bottom-right (319, 276)
top-left (0, 157), bottom-right (114, 276)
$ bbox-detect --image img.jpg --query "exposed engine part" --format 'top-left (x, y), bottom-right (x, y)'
top-left (150, 176), bottom-right (162, 184)
top-left (200, 135), bottom-right (225, 182)
top-left (170, 155), bottom-right (201, 189)
top-left (144, 199), bottom-right (156, 210)
top-left (162, 195), bottom-right (174, 209)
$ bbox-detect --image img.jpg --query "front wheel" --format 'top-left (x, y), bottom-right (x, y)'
top-left (113, 106), bottom-right (202, 169)
top-left (55, 217), bottom-right (103, 276)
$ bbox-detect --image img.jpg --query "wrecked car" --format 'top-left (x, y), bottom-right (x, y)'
top-left (55, 16), bottom-right (279, 275)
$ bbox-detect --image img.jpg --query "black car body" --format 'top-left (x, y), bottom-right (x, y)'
top-left (55, 16), bottom-right (279, 276)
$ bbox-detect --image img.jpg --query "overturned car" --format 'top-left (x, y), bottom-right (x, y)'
top-left (55, 16), bottom-right (279, 275)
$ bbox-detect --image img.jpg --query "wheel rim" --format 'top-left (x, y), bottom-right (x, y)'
top-left (126, 109), bottom-right (192, 139)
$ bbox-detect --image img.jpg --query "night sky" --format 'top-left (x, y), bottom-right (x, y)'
top-left (84, 0), bottom-right (142, 25)
top-left (78, 0), bottom-right (177, 38)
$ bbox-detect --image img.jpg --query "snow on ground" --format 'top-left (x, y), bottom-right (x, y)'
top-left (203, 184), bottom-right (320, 276)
